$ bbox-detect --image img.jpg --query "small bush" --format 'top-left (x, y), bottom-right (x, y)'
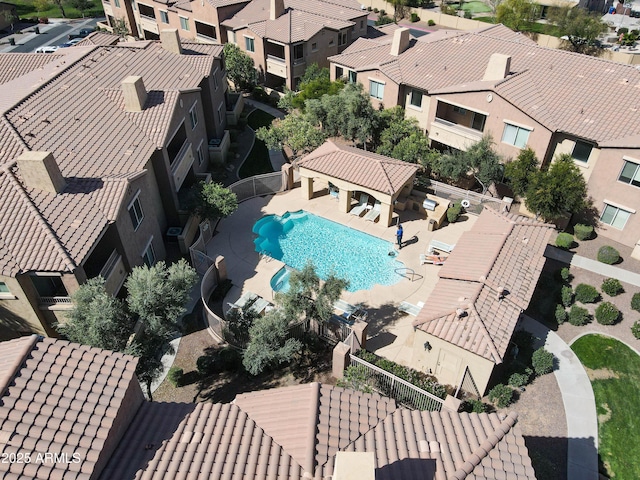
top-left (598, 246), bottom-right (620, 265)
top-left (447, 201), bottom-right (462, 223)
top-left (560, 267), bottom-right (572, 283)
top-left (488, 384), bottom-right (514, 408)
top-left (373, 7), bottom-right (379, 12)
top-left (569, 305), bottom-right (590, 326)
top-left (196, 355), bottom-right (218, 376)
top-left (411, 12), bottom-right (420, 22)
top-left (464, 10), bottom-right (472, 18)
top-left (428, 19), bottom-right (436, 26)
top-left (618, 27), bottom-right (629, 35)
top-left (380, 9), bottom-right (386, 14)
top-left (462, 399), bottom-right (487, 413)
top-left (168, 366), bottom-right (183, 387)
top-left (252, 86), bottom-right (269, 102)
top-left (574, 283), bottom-right (599, 304)
top-left (595, 302), bottom-right (620, 325)
top-left (508, 372), bottom-right (530, 388)
top-left (219, 347), bottom-right (242, 371)
top-left (532, 348), bottom-right (554, 375)
top-left (601, 278), bottom-right (623, 297)
top-left (573, 223), bottom-right (593, 241)
top-left (555, 304), bottom-right (567, 324)
top-left (555, 232), bottom-right (574, 249)
top-left (367, 5), bottom-right (372, 10)
top-left (561, 285), bottom-right (574, 307)
top-left (631, 293), bottom-right (640, 312)
top-left (632, 321), bottom-right (640, 339)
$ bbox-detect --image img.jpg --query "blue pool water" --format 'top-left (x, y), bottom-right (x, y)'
top-left (253, 211), bottom-right (404, 292)
top-left (271, 266), bottom-right (292, 293)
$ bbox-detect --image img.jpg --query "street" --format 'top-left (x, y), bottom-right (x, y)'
top-left (2, 17), bottom-right (104, 53)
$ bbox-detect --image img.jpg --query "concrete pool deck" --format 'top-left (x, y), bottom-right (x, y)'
top-left (205, 188), bottom-right (477, 369)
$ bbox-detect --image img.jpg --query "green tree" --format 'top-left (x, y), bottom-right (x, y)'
top-left (525, 153), bottom-right (588, 220)
top-left (389, 0), bottom-right (409, 20)
top-left (496, 0), bottom-right (537, 31)
top-left (69, 0), bottom-right (93, 17)
top-left (256, 114), bottom-right (327, 159)
top-left (33, 0), bottom-right (50, 15)
top-left (112, 17), bottom-right (129, 38)
top-left (242, 310), bottom-right (302, 375)
top-left (57, 277), bottom-right (133, 352)
top-left (504, 146), bottom-right (539, 197)
top-left (1, 8), bottom-right (17, 30)
top-left (277, 262), bottom-right (349, 326)
top-left (279, 65), bottom-right (345, 112)
top-left (374, 107), bottom-right (434, 164)
top-left (125, 330), bottom-right (171, 401)
top-left (187, 181), bottom-right (238, 221)
top-left (436, 135), bottom-right (503, 194)
top-left (52, 0), bottom-right (67, 18)
top-left (547, 6), bottom-right (607, 55)
top-left (223, 43), bottom-right (257, 91)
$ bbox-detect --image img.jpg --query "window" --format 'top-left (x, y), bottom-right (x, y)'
top-left (338, 32), bottom-right (347, 46)
top-left (245, 36), bottom-right (255, 52)
top-left (600, 203), bottom-right (632, 230)
top-left (348, 70), bottom-right (357, 83)
top-left (471, 112), bottom-right (486, 132)
top-left (0, 282), bottom-right (11, 297)
top-left (409, 89), bottom-right (422, 108)
top-left (369, 80), bottom-right (384, 100)
top-left (335, 66), bottom-right (343, 78)
top-left (619, 160), bottom-right (640, 187)
top-left (189, 105), bottom-right (198, 129)
top-left (142, 239), bottom-right (156, 267)
top-left (197, 142), bottom-right (205, 165)
top-left (195, 20), bottom-right (216, 40)
top-left (360, 20), bottom-right (364, 29)
top-left (213, 69), bottom-right (219, 90)
top-left (137, 3), bottom-right (155, 19)
top-left (31, 275), bottom-right (68, 298)
top-left (217, 103), bottom-right (224, 123)
top-left (160, 10), bottom-right (169, 23)
top-left (179, 16), bottom-right (189, 31)
top-left (132, 0), bottom-right (136, 10)
top-left (293, 43), bottom-right (304, 61)
top-left (329, 39), bottom-right (335, 46)
top-left (502, 123), bottom-right (531, 148)
top-left (311, 42), bottom-right (317, 51)
top-left (114, 0), bottom-right (120, 7)
top-left (452, 105), bottom-right (467, 115)
top-left (228, 30), bottom-right (236, 44)
top-left (572, 140), bottom-right (592, 163)
top-left (128, 195), bottom-right (144, 230)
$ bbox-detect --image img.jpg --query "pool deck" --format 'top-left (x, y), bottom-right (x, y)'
top-left (206, 188), bottom-right (477, 369)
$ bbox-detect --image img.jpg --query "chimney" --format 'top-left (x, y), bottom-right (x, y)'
top-left (333, 452), bottom-right (375, 480)
top-left (160, 28), bottom-right (183, 54)
top-left (16, 151), bottom-right (66, 194)
top-left (390, 27), bottom-right (410, 56)
top-left (270, 0), bottom-right (285, 20)
top-left (482, 53), bottom-right (511, 81)
top-left (122, 76), bottom-right (148, 112)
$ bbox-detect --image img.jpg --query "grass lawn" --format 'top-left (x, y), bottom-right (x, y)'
top-left (474, 16), bottom-right (560, 36)
top-left (572, 335), bottom-right (640, 479)
top-left (10, 0), bottom-right (104, 20)
top-left (238, 109), bottom-right (276, 178)
top-left (451, 1), bottom-right (491, 13)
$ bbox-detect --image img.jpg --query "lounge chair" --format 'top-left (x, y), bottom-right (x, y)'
top-left (398, 301), bottom-right (425, 317)
top-left (350, 193), bottom-right (369, 216)
top-left (429, 240), bottom-right (455, 253)
top-left (420, 254), bottom-right (447, 265)
top-left (334, 299), bottom-right (358, 316)
top-left (364, 200), bottom-right (381, 222)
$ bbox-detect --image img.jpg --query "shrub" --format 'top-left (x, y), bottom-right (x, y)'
top-left (560, 267), bottom-right (572, 283)
top-left (462, 399), bottom-right (487, 413)
top-left (632, 321), bottom-right (640, 339)
top-left (411, 12), bottom-right (420, 22)
top-left (561, 285), bottom-right (574, 307)
top-left (595, 302), bottom-right (620, 325)
top-left (380, 9), bottom-right (386, 14)
top-left (555, 304), bottom-right (567, 324)
top-left (598, 246), bottom-right (620, 265)
top-left (168, 366), bottom-right (183, 387)
top-left (573, 223), bottom-right (593, 241)
top-left (428, 19), bottom-right (436, 26)
top-left (632, 293), bottom-right (640, 312)
top-left (252, 86), bottom-right (269, 102)
top-left (575, 283), bottom-right (599, 303)
top-left (532, 348), bottom-right (554, 375)
top-left (601, 278), bottom-right (623, 297)
top-left (488, 384), bottom-right (514, 408)
top-left (373, 7), bottom-right (379, 12)
top-left (568, 305), bottom-right (590, 326)
top-left (367, 5), bottom-right (372, 10)
top-left (508, 372), bottom-right (530, 388)
top-left (447, 201), bottom-right (462, 223)
top-left (219, 347), bottom-right (242, 371)
top-left (618, 27), bottom-right (629, 35)
top-left (555, 232), bottom-right (574, 249)
top-left (196, 355), bottom-right (218, 376)
top-left (464, 10), bottom-right (472, 18)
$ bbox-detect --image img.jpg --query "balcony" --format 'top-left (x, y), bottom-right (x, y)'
top-left (39, 296), bottom-right (72, 309)
top-left (139, 15), bottom-right (159, 34)
top-left (171, 141), bottom-right (195, 192)
top-left (429, 118), bottom-right (483, 151)
top-left (266, 55), bottom-right (287, 79)
top-left (100, 250), bottom-right (126, 295)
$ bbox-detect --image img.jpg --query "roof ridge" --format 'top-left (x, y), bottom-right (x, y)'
top-left (468, 303), bottom-right (504, 364)
top-left (450, 412), bottom-right (519, 479)
top-left (305, 381), bottom-right (321, 475)
top-left (0, 335), bottom-right (39, 397)
top-left (4, 164), bottom-right (76, 272)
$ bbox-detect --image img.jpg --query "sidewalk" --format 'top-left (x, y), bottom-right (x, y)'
top-left (521, 316), bottom-right (599, 480)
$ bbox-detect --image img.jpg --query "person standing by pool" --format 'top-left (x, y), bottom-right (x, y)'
top-left (396, 224), bottom-right (403, 248)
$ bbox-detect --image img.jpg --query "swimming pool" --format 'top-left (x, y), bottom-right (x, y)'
top-left (253, 210), bottom-right (404, 292)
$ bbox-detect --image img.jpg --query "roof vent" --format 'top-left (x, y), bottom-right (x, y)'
top-left (16, 151), bottom-right (66, 194)
top-left (122, 76), bottom-right (147, 112)
top-left (390, 27), bottom-right (410, 56)
top-left (333, 452), bottom-right (375, 480)
top-left (456, 308), bottom-right (467, 320)
top-left (482, 53), bottom-right (511, 81)
top-left (497, 286), bottom-right (506, 301)
top-left (270, 0), bottom-right (285, 20)
top-left (160, 28), bottom-right (183, 55)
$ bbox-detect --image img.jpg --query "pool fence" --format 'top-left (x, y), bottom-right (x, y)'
top-left (228, 171), bottom-right (285, 203)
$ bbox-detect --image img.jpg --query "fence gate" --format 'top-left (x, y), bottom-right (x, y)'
top-left (190, 220), bottom-right (215, 275)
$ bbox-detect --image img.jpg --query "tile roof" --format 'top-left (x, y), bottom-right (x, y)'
top-left (0, 336), bottom-right (139, 480)
top-left (102, 382), bottom-right (534, 480)
top-left (329, 23), bottom-right (640, 144)
top-left (0, 53), bottom-right (67, 85)
top-left (297, 140), bottom-right (419, 196)
top-left (413, 207), bottom-right (553, 363)
top-left (75, 31), bottom-right (121, 46)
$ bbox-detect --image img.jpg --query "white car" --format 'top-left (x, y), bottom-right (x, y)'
top-left (35, 45), bottom-right (59, 53)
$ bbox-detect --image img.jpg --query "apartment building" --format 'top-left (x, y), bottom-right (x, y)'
top-left (221, 0), bottom-right (369, 89)
top-left (0, 31), bottom-right (229, 339)
top-left (329, 25), bottom-right (640, 257)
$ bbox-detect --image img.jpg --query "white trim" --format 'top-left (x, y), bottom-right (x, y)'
top-left (197, 139), bottom-right (205, 165)
top-left (141, 236), bottom-right (154, 256)
top-left (265, 38), bottom-right (284, 46)
top-left (367, 77), bottom-right (385, 85)
top-left (126, 189), bottom-right (142, 211)
top-left (435, 97), bottom-right (489, 117)
top-left (189, 102), bottom-right (198, 129)
top-left (502, 119), bottom-right (534, 132)
top-left (159, 9), bottom-right (169, 23)
top-left (603, 199), bottom-right (636, 214)
top-left (0, 293), bottom-right (17, 300)
top-left (212, 67), bottom-right (219, 90)
top-left (407, 105), bottom-right (422, 112)
top-left (623, 155), bottom-right (640, 164)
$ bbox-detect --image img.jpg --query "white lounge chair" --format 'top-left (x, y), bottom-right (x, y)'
top-left (364, 200), bottom-right (381, 222)
top-left (429, 240), bottom-right (455, 253)
top-left (398, 301), bottom-right (425, 317)
top-left (350, 193), bottom-right (369, 216)
top-left (334, 299), bottom-right (358, 316)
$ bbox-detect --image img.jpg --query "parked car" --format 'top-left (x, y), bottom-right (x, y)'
top-left (68, 28), bottom-right (94, 40)
top-left (59, 38), bottom-right (83, 48)
top-left (34, 45), bottom-right (59, 53)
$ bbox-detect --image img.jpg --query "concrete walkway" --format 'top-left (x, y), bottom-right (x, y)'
top-left (545, 245), bottom-right (640, 287)
top-left (522, 315), bottom-right (599, 480)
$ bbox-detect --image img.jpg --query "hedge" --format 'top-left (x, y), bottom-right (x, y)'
top-left (595, 302), bottom-right (620, 325)
top-left (632, 320), bottom-right (640, 339)
top-left (574, 223), bottom-right (593, 241)
top-left (598, 246), bottom-right (620, 265)
top-left (575, 283), bottom-right (599, 303)
top-left (601, 278), bottom-right (623, 297)
top-left (569, 305), bottom-right (590, 326)
top-left (555, 232), bottom-right (574, 249)
top-left (488, 383), bottom-right (514, 408)
top-left (532, 348), bottom-right (554, 375)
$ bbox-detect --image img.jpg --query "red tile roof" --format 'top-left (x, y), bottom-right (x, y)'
top-left (413, 208), bottom-right (553, 363)
top-left (297, 140), bottom-right (419, 196)
top-left (0, 336), bottom-right (139, 480)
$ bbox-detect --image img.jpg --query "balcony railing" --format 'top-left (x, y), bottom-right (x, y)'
top-left (266, 55), bottom-right (287, 78)
top-left (430, 118), bottom-right (483, 151)
top-left (99, 250), bottom-right (126, 295)
top-left (171, 141), bottom-right (194, 192)
top-left (39, 296), bottom-right (72, 307)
